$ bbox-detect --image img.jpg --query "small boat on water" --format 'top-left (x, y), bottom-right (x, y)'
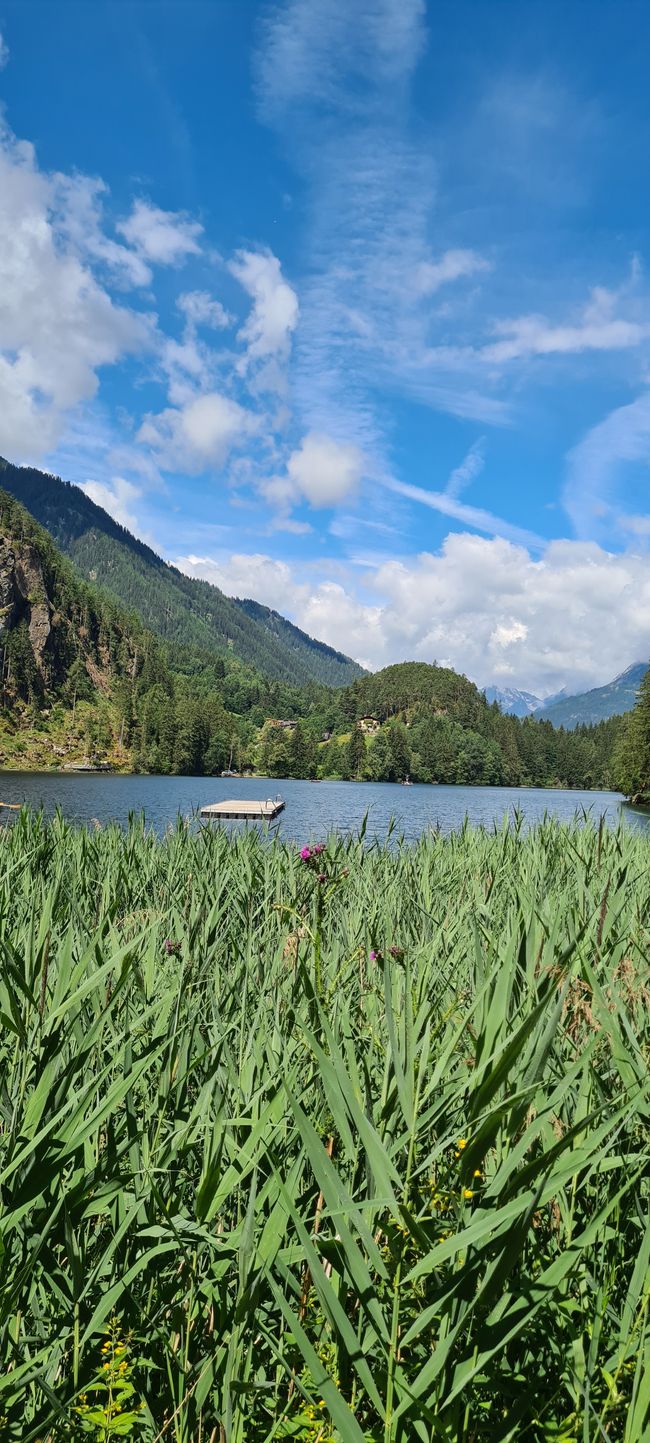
top-left (401, 776), bottom-right (413, 786)
top-left (0, 802), bottom-right (21, 810)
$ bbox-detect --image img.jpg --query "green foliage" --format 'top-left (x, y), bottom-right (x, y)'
top-left (73, 1316), bottom-right (143, 1439)
top-left (0, 813), bottom-right (649, 1440)
top-left (612, 665), bottom-right (650, 797)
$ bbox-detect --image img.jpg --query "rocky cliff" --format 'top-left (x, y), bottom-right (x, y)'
top-left (0, 537), bottom-right (52, 675)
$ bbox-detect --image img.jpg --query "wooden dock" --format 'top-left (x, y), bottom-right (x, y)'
top-left (200, 797), bottom-right (285, 821)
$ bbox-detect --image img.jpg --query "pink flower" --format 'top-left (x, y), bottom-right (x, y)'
top-left (312, 843), bottom-right (325, 855)
top-left (300, 846), bottom-right (312, 861)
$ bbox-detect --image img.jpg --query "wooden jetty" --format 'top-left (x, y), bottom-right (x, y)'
top-left (200, 796), bottom-right (285, 821)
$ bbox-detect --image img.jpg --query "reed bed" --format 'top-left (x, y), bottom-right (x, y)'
top-left (0, 811), bottom-right (648, 1442)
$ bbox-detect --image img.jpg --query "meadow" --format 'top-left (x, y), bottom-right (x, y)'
top-left (0, 811), bottom-right (648, 1442)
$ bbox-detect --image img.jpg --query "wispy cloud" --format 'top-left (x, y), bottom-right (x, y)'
top-left (255, 0), bottom-right (500, 483)
top-left (482, 280), bottom-right (650, 363)
top-left (445, 438), bottom-right (485, 499)
top-left (564, 390), bottom-right (650, 541)
top-left (386, 475), bottom-right (543, 550)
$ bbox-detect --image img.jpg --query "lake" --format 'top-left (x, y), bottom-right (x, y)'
top-left (0, 772), bottom-right (647, 840)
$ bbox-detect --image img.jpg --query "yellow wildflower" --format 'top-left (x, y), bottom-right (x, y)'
top-left (463, 1188), bottom-right (475, 1199)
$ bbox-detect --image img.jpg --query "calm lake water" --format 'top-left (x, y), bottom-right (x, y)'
top-left (0, 772), bottom-right (647, 841)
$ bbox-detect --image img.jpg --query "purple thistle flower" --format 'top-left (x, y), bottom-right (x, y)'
top-left (164, 939), bottom-right (182, 956)
top-left (312, 843), bottom-right (325, 855)
top-left (300, 846), bottom-right (312, 861)
top-left (317, 872), bottom-right (327, 883)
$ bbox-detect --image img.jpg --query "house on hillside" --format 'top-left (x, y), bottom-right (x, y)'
top-left (268, 718), bottom-right (296, 731)
top-left (358, 715), bottom-right (380, 735)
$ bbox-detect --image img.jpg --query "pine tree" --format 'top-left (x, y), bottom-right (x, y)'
top-left (346, 724), bottom-right (366, 780)
top-left (612, 668), bottom-right (650, 798)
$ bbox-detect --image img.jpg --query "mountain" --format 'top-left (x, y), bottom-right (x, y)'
top-left (533, 663), bottom-right (647, 730)
top-left (484, 685), bottom-right (542, 717)
top-left (0, 487), bottom-right (153, 768)
top-left (0, 486), bottom-right (346, 774)
top-left (0, 458), bottom-right (364, 689)
top-left (286, 660), bottom-right (621, 790)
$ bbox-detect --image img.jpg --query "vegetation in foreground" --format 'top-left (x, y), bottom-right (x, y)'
top-left (0, 813), bottom-right (648, 1442)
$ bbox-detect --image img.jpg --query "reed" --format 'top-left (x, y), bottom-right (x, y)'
top-left (0, 810), bottom-right (648, 1442)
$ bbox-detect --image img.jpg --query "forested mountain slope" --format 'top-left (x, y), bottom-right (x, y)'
top-left (0, 458), bottom-right (364, 688)
top-left (259, 660), bottom-right (623, 790)
top-left (0, 489), bottom-right (325, 774)
top-left (534, 663), bottom-right (647, 728)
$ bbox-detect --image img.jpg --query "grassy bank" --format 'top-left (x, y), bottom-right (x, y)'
top-left (1, 815), bottom-right (649, 1441)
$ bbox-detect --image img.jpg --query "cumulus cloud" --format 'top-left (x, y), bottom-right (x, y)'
top-left (0, 124), bottom-right (151, 460)
top-left (138, 391), bottom-right (256, 472)
top-left (286, 431), bottom-right (363, 507)
top-left (79, 476), bottom-right (148, 539)
top-left (117, 199), bottom-right (203, 265)
top-left (177, 290), bottom-right (231, 330)
top-left (53, 174), bottom-right (153, 287)
top-left (177, 532), bottom-right (650, 693)
top-left (229, 248), bottom-right (299, 368)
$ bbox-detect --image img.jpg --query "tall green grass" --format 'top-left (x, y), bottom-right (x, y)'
top-left (0, 811), bottom-right (649, 1442)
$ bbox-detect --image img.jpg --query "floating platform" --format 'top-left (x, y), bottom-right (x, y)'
top-left (200, 797), bottom-right (285, 821)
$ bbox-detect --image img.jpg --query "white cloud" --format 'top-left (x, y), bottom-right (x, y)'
top-left (177, 552), bottom-right (307, 610)
top-left (483, 282), bottom-right (650, 363)
top-left (386, 476), bottom-right (543, 549)
top-left (564, 390), bottom-right (650, 540)
top-left (117, 200), bottom-right (203, 266)
top-left (445, 438), bottom-right (485, 499)
top-left (286, 431), bottom-right (363, 507)
top-left (256, 0), bottom-right (426, 120)
top-left (177, 290), bottom-right (231, 330)
top-left (258, 473), bottom-right (299, 510)
top-left (138, 390), bottom-right (255, 472)
top-left (177, 532), bottom-right (650, 694)
top-left (255, 0), bottom-right (504, 460)
top-left (0, 123), bottom-right (151, 460)
top-left (79, 476), bottom-right (148, 539)
top-left (415, 249), bottom-right (489, 297)
top-left (53, 174), bottom-right (153, 287)
top-left (229, 248), bottom-right (299, 366)
top-left (0, 32), bottom-right (9, 69)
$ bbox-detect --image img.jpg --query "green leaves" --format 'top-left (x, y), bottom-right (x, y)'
top-left (0, 815), bottom-right (649, 1441)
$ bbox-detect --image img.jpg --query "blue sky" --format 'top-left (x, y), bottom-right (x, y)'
top-left (1, 0), bottom-right (650, 693)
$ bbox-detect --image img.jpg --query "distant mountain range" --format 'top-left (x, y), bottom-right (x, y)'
top-left (487, 664), bottom-right (647, 728)
top-left (484, 685), bottom-right (567, 718)
top-left (533, 663), bottom-right (647, 729)
top-left (0, 458), bottom-right (364, 689)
